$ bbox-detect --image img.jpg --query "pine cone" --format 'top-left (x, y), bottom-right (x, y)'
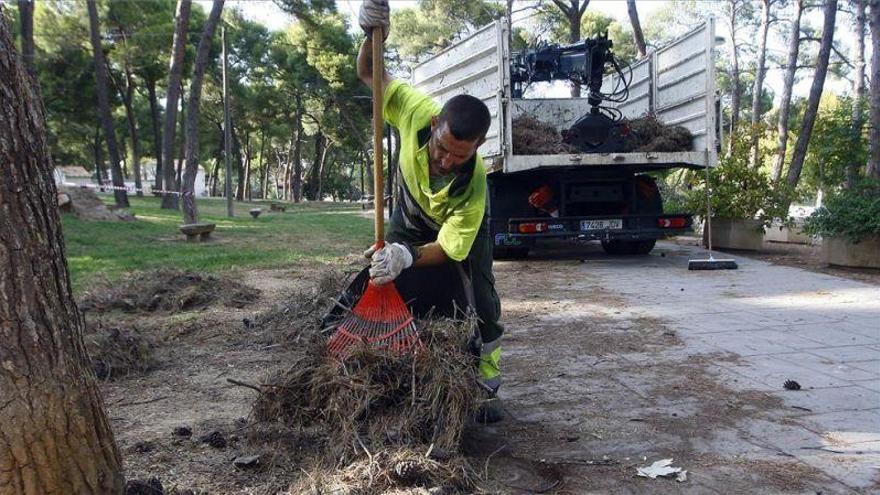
top-left (392, 460), bottom-right (427, 485)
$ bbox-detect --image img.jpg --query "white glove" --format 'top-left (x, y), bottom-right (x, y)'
top-left (367, 242), bottom-right (413, 285)
top-left (359, 0), bottom-right (389, 39)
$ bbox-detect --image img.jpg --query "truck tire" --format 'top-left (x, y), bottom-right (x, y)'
top-left (601, 176), bottom-right (662, 256)
top-left (493, 246), bottom-right (530, 259)
top-left (601, 238), bottom-right (656, 255)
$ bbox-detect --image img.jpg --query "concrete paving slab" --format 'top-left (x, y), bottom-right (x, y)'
top-left (778, 352), bottom-right (880, 383)
top-left (853, 379), bottom-right (880, 395)
top-left (776, 323), bottom-right (880, 348)
top-left (688, 329), bottom-right (810, 356)
top-left (770, 385), bottom-right (880, 415)
top-left (849, 360), bottom-right (880, 374)
top-left (807, 345), bottom-right (880, 365)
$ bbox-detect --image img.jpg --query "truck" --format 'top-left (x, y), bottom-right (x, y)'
top-left (409, 17), bottom-right (720, 258)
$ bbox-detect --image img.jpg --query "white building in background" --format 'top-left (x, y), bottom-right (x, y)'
top-left (54, 161), bottom-right (207, 197)
top-left (132, 159), bottom-right (208, 197)
top-left (53, 166), bottom-right (96, 186)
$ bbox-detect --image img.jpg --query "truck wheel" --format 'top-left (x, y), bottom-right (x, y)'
top-left (601, 239), bottom-right (656, 255)
top-left (493, 246), bottom-right (530, 259)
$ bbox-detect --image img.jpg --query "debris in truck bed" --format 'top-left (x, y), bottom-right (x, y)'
top-left (621, 115), bottom-right (694, 153)
top-left (511, 113), bottom-right (693, 154)
top-left (512, 115), bottom-right (577, 154)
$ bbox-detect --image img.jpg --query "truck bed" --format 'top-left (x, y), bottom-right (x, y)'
top-left (411, 18), bottom-right (719, 174)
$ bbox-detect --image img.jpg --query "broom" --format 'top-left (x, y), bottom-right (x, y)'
top-left (327, 30), bottom-right (420, 359)
top-left (688, 154), bottom-right (738, 270)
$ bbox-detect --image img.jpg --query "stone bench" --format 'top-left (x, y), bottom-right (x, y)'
top-left (269, 203), bottom-right (286, 212)
top-left (180, 223), bottom-right (216, 243)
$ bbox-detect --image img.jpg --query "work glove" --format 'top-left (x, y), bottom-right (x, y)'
top-left (365, 242), bottom-right (413, 285)
top-left (359, 0), bottom-right (390, 40)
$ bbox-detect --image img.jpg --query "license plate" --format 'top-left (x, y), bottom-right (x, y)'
top-left (580, 219), bottom-right (623, 231)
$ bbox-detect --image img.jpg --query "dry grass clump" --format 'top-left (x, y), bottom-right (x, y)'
top-left (246, 270), bottom-right (348, 344)
top-left (252, 316), bottom-right (480, 463)
top-left (622, 115), bottom-right (693, 152)
top-left (292, 449), bottom-right (477, 494)
top-left (80, 269), bottom-right (260, 313)
top-left (84, 323), bottom-right (157, 380)
top-left (512, 115), bottom-right (576, 155)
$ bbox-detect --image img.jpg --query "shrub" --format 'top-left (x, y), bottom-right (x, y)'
top-left (803, 179), bottom-right (880, 242)
top-left (681, 151), bottom-right (791, 227)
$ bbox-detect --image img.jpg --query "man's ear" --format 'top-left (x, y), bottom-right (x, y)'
top-left (431, 116), bottom-right (438, 130)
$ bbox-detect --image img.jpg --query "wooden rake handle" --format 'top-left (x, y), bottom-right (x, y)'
top-left (372, 29), bottom-right (385, 248)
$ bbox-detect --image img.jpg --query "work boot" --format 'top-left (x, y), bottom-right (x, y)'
top-left (476, 396), bottom-right (504, 424)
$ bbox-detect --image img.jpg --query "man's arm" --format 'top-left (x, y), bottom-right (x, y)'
top-left (413, 242), bottom-right (449, 267)
top-left (357, 39), bottom-right (393, 92)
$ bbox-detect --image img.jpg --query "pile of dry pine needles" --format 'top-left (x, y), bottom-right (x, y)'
top-left (245, 273), bottom-right (485, 494)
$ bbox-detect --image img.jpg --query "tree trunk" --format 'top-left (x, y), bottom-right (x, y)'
top-left (292, 94), bottom-right (304, 202)
top-left (867, 0), bottom-right (880, 178)
top-left (749, 0), bottom-right (771, 168)
top-left (258, 128), bottom-right (267, 199)
top-left (161, 0), bottom-right (191, 209)
top-left (847, 0), bottom-right (867, 186)
top-left (121, 63), bottom-right (143, 196)
top-left (211, 122), bottom-right (223, 197)
top-left (175, 82), bottom-right (186, 195)
top-left (234, 124), bottom-right (245, 200)
top-left (182, 0), bottom-right (223, 224)
top-left (93, 123), bottom-right (105, 189)
top-left (727, 0), bottom-right (742, 156)
top-left (282, 145), bottom-right (291, 201)
top-left (626, 0), bottom-right (647, 57)
top-left (147, 79), bottom-right (164, 192)
top-left (0, 17), bottom-right (124, 494)
top-left (316, 139), bottom-right (331, 201)
top-left (786, 0), bottom-right (838, 188)
top-left (772, 0), bottom-right (802, 182)
top-left (17, 0), bottom-right (35, 76)
top-left (306, 131), bottom-right (325, 200)
top-left (243, 132), bottom-right (252, 201)
top-left (86, 0), bottom-right (129, 207)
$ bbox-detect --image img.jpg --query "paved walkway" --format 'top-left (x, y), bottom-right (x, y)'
top-left (570, 241), bottom-right (880, 491)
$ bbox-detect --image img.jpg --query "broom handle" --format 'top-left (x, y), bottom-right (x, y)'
top-left (372, 30), bottom-right (385, 248)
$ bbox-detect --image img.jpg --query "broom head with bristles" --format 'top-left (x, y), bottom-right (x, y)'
top-left (327, 279), bottom-right (420, 359)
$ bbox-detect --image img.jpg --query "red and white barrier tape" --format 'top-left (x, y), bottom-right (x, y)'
top-left (62, 182), bottom-right (191, 196)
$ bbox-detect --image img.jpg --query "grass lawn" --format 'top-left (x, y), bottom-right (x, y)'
top-left (62, 195), bottom-right (373, 293)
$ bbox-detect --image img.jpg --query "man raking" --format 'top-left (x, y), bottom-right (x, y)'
top-left (358, 0), bottom-right (505, 423)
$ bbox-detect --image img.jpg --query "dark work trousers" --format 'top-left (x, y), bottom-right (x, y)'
top-left (385, 205), bottom-right (504, 391)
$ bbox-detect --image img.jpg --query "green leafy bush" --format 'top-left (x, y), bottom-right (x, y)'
top-left (681, 132), bottom-right (791, 227)
top-left (803, 179), bottom-right (880, 242)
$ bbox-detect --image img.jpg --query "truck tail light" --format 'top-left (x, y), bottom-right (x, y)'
top-left (658, 217), bottom-right (687, 228)
top-left (518, 222), bottom-right (547, 233)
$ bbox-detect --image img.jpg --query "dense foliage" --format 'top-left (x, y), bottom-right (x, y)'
top-left (803, 179), bottom-right (880, 242)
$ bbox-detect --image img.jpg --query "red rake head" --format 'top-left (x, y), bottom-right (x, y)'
top-left (327, 280), bottom-right (420, 359)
